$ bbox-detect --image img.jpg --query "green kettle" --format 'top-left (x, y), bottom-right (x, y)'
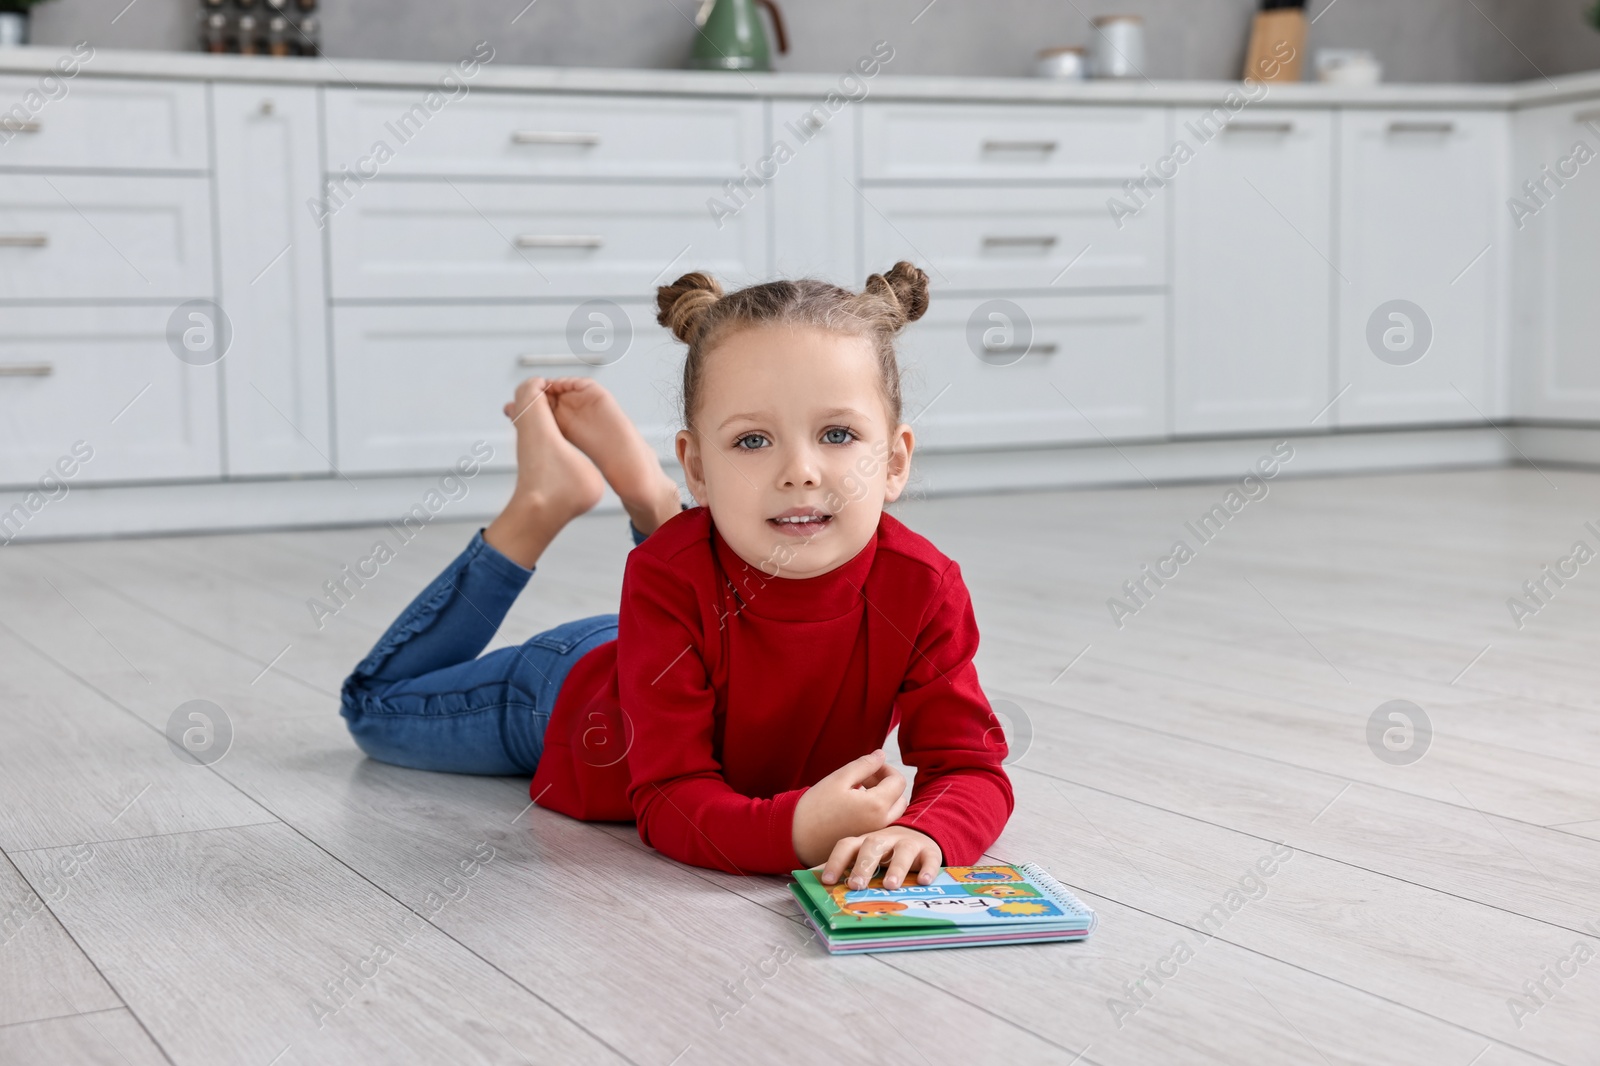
top-left (690, 0), bottom-right (788, 72)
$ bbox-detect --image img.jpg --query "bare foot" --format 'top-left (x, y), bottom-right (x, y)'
top-left (483, 377), bottom-right (606, 568)
top-left (545, 377), bottom-right (682, 537)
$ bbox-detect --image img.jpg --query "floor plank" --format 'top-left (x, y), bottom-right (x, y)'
top-left (0, 1009), bottom-right (169, 1066)
top-left (0, 853), bottom-right (122, 1027)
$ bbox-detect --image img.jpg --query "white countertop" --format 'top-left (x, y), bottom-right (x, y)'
top-left (3, 44), bottom-right (1600, 110)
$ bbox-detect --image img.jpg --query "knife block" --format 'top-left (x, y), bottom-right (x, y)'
top-left (1243, 9), bottom-right (1306, 82)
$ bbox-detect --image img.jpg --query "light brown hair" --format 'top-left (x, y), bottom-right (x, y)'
top-left (655, 261), bottom-right (930, 431)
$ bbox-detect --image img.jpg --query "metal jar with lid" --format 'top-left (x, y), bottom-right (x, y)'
top-left (1090, 15), bottom-right (1145, 79)
top-left (1035, 46), bottom-right (1088, 80)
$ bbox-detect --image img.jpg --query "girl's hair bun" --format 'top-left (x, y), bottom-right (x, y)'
top-left (863, 261), bottom-right (930, 330)
top-left (656, 272), bottom-right (724, 344)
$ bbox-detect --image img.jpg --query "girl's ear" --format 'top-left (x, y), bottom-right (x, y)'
top-left (882, 424), bottom-right (915, 504)
top-left (675, 429), bottom-right (709, 505)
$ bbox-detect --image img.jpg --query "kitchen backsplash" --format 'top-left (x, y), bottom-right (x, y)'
top-left (27, 0), bottom-right (1600, 82)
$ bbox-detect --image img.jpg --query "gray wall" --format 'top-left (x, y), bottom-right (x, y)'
top-left (26, 0), bottom-right (1600, 83)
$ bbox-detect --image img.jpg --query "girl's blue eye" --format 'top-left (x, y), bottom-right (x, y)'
top-left (734, 433), bottom-right (769, 450)
top-left (822, 427), bottom-right (855, 445)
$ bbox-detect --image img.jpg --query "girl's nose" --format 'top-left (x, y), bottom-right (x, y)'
top-left (779, 445), bottom-right (821, 489)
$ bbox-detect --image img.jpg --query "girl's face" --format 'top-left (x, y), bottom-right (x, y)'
top-left (675, 325), bottom-right (914, 581)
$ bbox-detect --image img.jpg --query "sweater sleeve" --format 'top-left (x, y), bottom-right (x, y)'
top-left (888, 561), bottom-right (1015, 865)
top-left (617, 549), bottom-right (808, 876)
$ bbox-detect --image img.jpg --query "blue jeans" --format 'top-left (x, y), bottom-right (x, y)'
top-left (339, 519), bottom-right (652, 775)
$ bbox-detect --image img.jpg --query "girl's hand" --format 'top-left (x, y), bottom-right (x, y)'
top-left (820, 825), bottom-right (942, 891)
top-left (792, 749), bottom-right (910, 867)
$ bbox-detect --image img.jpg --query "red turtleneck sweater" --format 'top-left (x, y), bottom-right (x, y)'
top-left (527, 505), bottom-right (1013, 876)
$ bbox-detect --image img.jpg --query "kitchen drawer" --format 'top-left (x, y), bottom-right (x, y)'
top-left (324, 90), bottom-right (763, 179)
top-left (327, 180), bottom-right (765, 300)
top-left (862, 186), bottom-right (1165, 291)
top-left (861, 103), bottom-right (1165, 182)
top-left (0, 174), bottom-right (214, 301)
top-left (0, 75), bottom-right (208, 172)
top-left (332, 303), bottom-right (682, 474)
top-left (897, 293), bottom-right (1166, 450)
top-left (0, 306), bottom-right (220, 486)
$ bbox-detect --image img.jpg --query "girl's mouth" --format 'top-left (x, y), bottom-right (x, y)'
top-left (768, 511), bottom-right (833, 536)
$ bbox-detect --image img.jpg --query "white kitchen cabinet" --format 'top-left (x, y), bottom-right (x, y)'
top-left (212, 83), bottom-right (331, 477)
top-left (0, 307), bottom-right (221, 486)
top-left (332, 303), bottom-right (682, 475)
top-left (1336, 110), bottom-right (1506, 427)
top-left (323, 90), bottom-right (762, 180)
top-left (767, 101), bottom-right (859, 287)
top-left (0, 74), bottom-right (208, 172)
top-left (0, 174), bottom-right (213, 301)
top-left (897, 293), bottom-right (1166, 451)
top-left (1512, 102), bottom-right (1600, 420)
top-left (327, 180), bottom-right (767, 301)
top-left (861, 103), bottom-right (1165, 182)
top-left (1174, 110), bottom-right (1334, 434)
top-left (861, 185), bottom-right (1165, 292)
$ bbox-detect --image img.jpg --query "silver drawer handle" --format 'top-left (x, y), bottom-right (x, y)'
top-left (983, 235), bottom-right (1058, 248)
top-left (0, 362), bottom-right (53, 377)
top-left (517, 353), bottom-right (600, 367)
top-left (1225, 121), bottom-right (1294, 134)
top-left (0, 118), bottom-right (40, 134)
top-left (982, 139), bottom-right (1058, 153)
top-left (1388, 120), bottom-right (1455, 134)
top-left (515, 234), bottom-right (604, 249)
top-left (983, 343), bottom-right (1058, 357)
top-left (511, 130), bottom-right (602, 146)
top-left (1575, 108), bottom-right (1600, 125)
top-left (0, 233), bottom-right (48, 248)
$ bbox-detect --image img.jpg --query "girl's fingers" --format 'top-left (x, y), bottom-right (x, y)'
top-left (880, 838), bottom-right (923, 890)
top-left (820, 836), bottom-right (862, 884)
top-left (916, 844), bottom-right (942, 883)
top-left (847, 834), bottom-right (893, 889)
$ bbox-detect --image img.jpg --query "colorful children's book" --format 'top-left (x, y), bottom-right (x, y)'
top-left (788, 862), bottom-right (1096, 954)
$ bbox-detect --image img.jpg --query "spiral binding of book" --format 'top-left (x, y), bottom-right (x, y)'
top-left (1016, 861), bottom-right (1099, 930)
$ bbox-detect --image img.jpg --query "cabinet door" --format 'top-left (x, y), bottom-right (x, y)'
top-left (896, 293), bottom-right (1166, 451)
top-left (212, 83), bottom-right (332, 477)
top-left (768, 101), bottom-right (859, 287)
top-left (861, 103), bottom-right (1165, 182)
top-left (323, 90), bottom-right (762, 180)
top-left (1337, 110), bottom-right (1506, 427)
top-left (0, 307), bottom-right (221, 487)
top-left (862, 185), bottom-right (1165, 292)
top-left (1174, 110), bottom-right (1333, 434)
top-left (0, 174), bottom-right (213, 300)
top-left (1513, 102), bottom-right (1600, 420)
top-left (332, 303), bottom-right (681, 474)
top-left (327, 181), bottom-right (766, 300)
top-left (0, 74), bottom-right (208, 172)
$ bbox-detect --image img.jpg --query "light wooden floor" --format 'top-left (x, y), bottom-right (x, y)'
top-left (4, 466), bottom-right (1600, 1065)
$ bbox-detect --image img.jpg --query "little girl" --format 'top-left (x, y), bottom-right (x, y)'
top-left (339, 262), bottom-right (1013, 892)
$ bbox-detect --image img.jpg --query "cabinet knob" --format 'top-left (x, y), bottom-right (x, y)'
top-left (514, 234), bottom-right (605, 249)
top-left (1387, 120), bottom-right (1455, 135)
top-left (982, 139), bottom-right (1058, 154)
top-left (0, 362), bottom-right (53, 377)
top-left (982, 235), bottom-right (1058, 249)
top-left (517, 353), bottom-right (600, 367)
top-left (260, 99), bottom-right (275, 116)
top-left (510, 130), bottom-right (601, 146)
